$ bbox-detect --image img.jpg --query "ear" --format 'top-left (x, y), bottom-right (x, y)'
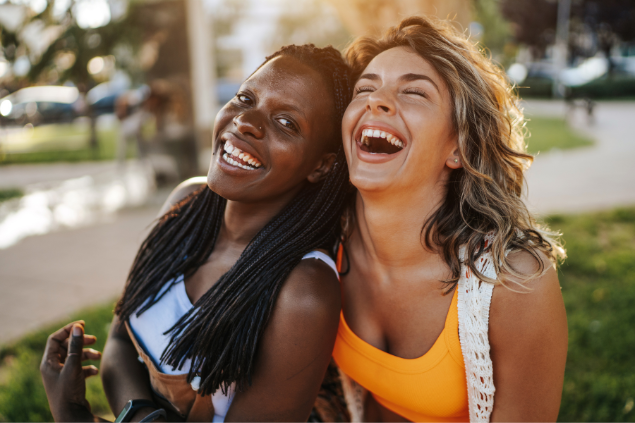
top-left (307, 152), bottom-right (337, 183)
top-left (446, 146), bottom-right (462, 170)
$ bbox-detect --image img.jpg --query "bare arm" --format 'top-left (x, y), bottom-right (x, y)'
top-left (101, 177), bottom-right (206, 420)
top-left (489, 251), bottom-right (568, 421)
top-left (100, 315), bottom-right (157, 421)
top-left (225, 258), bottom-right (341, 422)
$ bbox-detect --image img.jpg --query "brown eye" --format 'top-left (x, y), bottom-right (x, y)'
top-left (237, 93), bottom-right (253, 105)
top-left (276, 117), bottom-right (297, 131)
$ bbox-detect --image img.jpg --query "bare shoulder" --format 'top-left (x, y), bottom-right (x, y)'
top-left (489, 248), bottom-right (567, 352)
top-left (158, 176), bottom-right (207, 216)
top-left (487, 248), bottom-right (568, 420)
top-left (275, 256), bottom-right (341, 321)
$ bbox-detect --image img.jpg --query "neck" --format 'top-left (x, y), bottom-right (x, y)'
top-left (352, 177), bottom-right (448, 269)
top-left (221, 186), bottom-right (303, 247)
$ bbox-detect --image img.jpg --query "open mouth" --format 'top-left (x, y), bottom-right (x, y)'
top-left (221, 140), bottom-right (262, 170)
top-left (358, 128), bottom-right (405, 154)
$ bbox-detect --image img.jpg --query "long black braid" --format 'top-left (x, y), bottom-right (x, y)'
top-left (115, 44), bottom-right (353, 397)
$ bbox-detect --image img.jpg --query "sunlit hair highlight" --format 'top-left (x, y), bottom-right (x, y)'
top-left (344, 16), bottom-right (565, 289)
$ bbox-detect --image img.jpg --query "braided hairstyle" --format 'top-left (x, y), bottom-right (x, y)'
top-left (115, 44), bottom-right (353, 396)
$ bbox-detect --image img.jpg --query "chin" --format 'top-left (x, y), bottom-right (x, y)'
top-left (349, 171), bottom-right (395, 193)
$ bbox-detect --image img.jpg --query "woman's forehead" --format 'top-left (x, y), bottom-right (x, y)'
top-left (363, 47), bottom-right (438, 79)
top-left (244, 56), bottom-right (331, 113)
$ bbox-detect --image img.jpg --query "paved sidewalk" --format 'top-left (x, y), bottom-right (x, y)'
top-left (0, 205), bottom-right (160, 344)
top-left (523, 100), bottom-right (635, 215)
top-left (0, 161), bottom-right (123, 190)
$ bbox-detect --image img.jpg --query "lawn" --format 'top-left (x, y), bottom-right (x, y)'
top-left (1, 208), bottom-right (634, 421)
top-left (0, 188), bottom-right (23, 203)
top-left (0, 121), bottom-right (134, 165)
top-left (525, 116), bottom-right (594, 155)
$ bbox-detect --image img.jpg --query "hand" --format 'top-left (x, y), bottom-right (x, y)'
top-left (40, 321), bottom-right (102, 422)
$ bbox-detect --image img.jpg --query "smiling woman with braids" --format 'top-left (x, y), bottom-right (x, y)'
top-left (40, 44), bottom-right (353, 423)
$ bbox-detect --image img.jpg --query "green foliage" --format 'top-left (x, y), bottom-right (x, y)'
top-left (547, 208), bottom-right (635, 421)
top-left (0, 188), bottom-right (23, 203)
top-left (473, 0), bottom-right (514, 67)
top-left (0, 302), bottom-right (116, 422)
top-left (525, 117), bottom-right (594, 154)
top-left (570, 76), bottom-right (635, 100)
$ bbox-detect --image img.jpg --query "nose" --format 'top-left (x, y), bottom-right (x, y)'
top-left (366, 87), bottom-right (395, 116)
top-left (233, 111), bottom-right (265, 139)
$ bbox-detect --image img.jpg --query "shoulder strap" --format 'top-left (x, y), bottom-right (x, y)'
top-left (457, 235), bottom-right (496, 422)
top-left (302, 250), bottom-right (339, 279)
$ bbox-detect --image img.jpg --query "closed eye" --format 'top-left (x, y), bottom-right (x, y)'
top-left (354, 85), bottom-right (375, 95)
top-left (276, 117), bottom-right (298, 132)
top-left (403, 87), bottom-right (427, 98)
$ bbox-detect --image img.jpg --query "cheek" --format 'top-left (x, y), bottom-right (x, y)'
top-left (213, 105), bottom-right (235, 139)
top-left (341, 101), bottom-right (363, 142)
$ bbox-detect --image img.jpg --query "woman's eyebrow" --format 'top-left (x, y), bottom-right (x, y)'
top-left (399, 73), bottom-right (439, 92)
top-left (359, 73), bottom-right (380, 81)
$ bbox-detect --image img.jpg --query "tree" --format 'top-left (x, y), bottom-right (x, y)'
top-left (501, 0), bottom-right (635, 66)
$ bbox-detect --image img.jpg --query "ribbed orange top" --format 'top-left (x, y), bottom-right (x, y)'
top-left (333, 288), bottom-right (469, 422)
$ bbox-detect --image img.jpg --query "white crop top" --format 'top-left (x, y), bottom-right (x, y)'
top-left (128, 250), bottom-right (338, 422)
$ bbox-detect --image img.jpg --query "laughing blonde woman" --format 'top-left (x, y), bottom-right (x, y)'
top-left (331, 16), bottom-right (568, 422)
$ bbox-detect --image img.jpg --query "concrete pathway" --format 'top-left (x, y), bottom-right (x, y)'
top-left (523, 100), bottom-right (635, 215)
top-left (0, 205), bottom-right (160, 344)
top-left (0, 161), bottom-right (123, 190)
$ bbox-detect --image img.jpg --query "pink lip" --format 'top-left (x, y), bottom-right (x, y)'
top-left (355, 121), bottom-right (407, 147)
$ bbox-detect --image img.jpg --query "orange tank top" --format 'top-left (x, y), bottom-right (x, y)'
top-left (333, 250), bottom-right (469, 422)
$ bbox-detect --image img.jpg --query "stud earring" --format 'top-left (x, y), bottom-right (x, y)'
top-left (454, 158), bottom-right (458, 163)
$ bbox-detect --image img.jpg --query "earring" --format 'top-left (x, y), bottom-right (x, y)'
top-left (454, 158), bottom-right (458, 163)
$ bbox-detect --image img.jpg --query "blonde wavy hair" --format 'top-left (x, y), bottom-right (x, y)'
top-left (344, 16), bottom-right (565, 289)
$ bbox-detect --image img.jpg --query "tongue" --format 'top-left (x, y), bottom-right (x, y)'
top-left (361, 136), bottom-right (402, 154)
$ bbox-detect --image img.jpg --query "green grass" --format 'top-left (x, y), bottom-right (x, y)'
top-left (548, 208), bottom-right (635, 421)
top-left (1, 208), bottom-right (634, 421)
top-left (525, 116), bottom-right (594, 154)
top-left (0, 122), bottom-right (134, 165)
top-left (0, 188), bottom-right (23, 203)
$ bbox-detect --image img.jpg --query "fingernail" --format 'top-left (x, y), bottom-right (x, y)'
top-left (73, 326), bottom-right (82, 336)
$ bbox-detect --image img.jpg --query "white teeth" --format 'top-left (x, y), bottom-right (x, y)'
top-left (238, 153), bottom-right (245, 159)
top-left (359, 128), bottom-right (405, 150)
top-left (231, 149), bottom-right (240, 157)
top-left (223, 152), bottom-right (258, 170)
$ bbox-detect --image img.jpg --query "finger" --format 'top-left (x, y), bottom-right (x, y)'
top-left (42, 321), bottom-right (85, 371)
top-left (82, 365), bottom-right (99, 378)
top-left (64, 324), bottom-right (85, 371)
top-left (81, 348), bottom-right (102, 362)
top-left (61, 334), bottom-right (97, 350)
top-left (50, 321), bottom-right (85, 345)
